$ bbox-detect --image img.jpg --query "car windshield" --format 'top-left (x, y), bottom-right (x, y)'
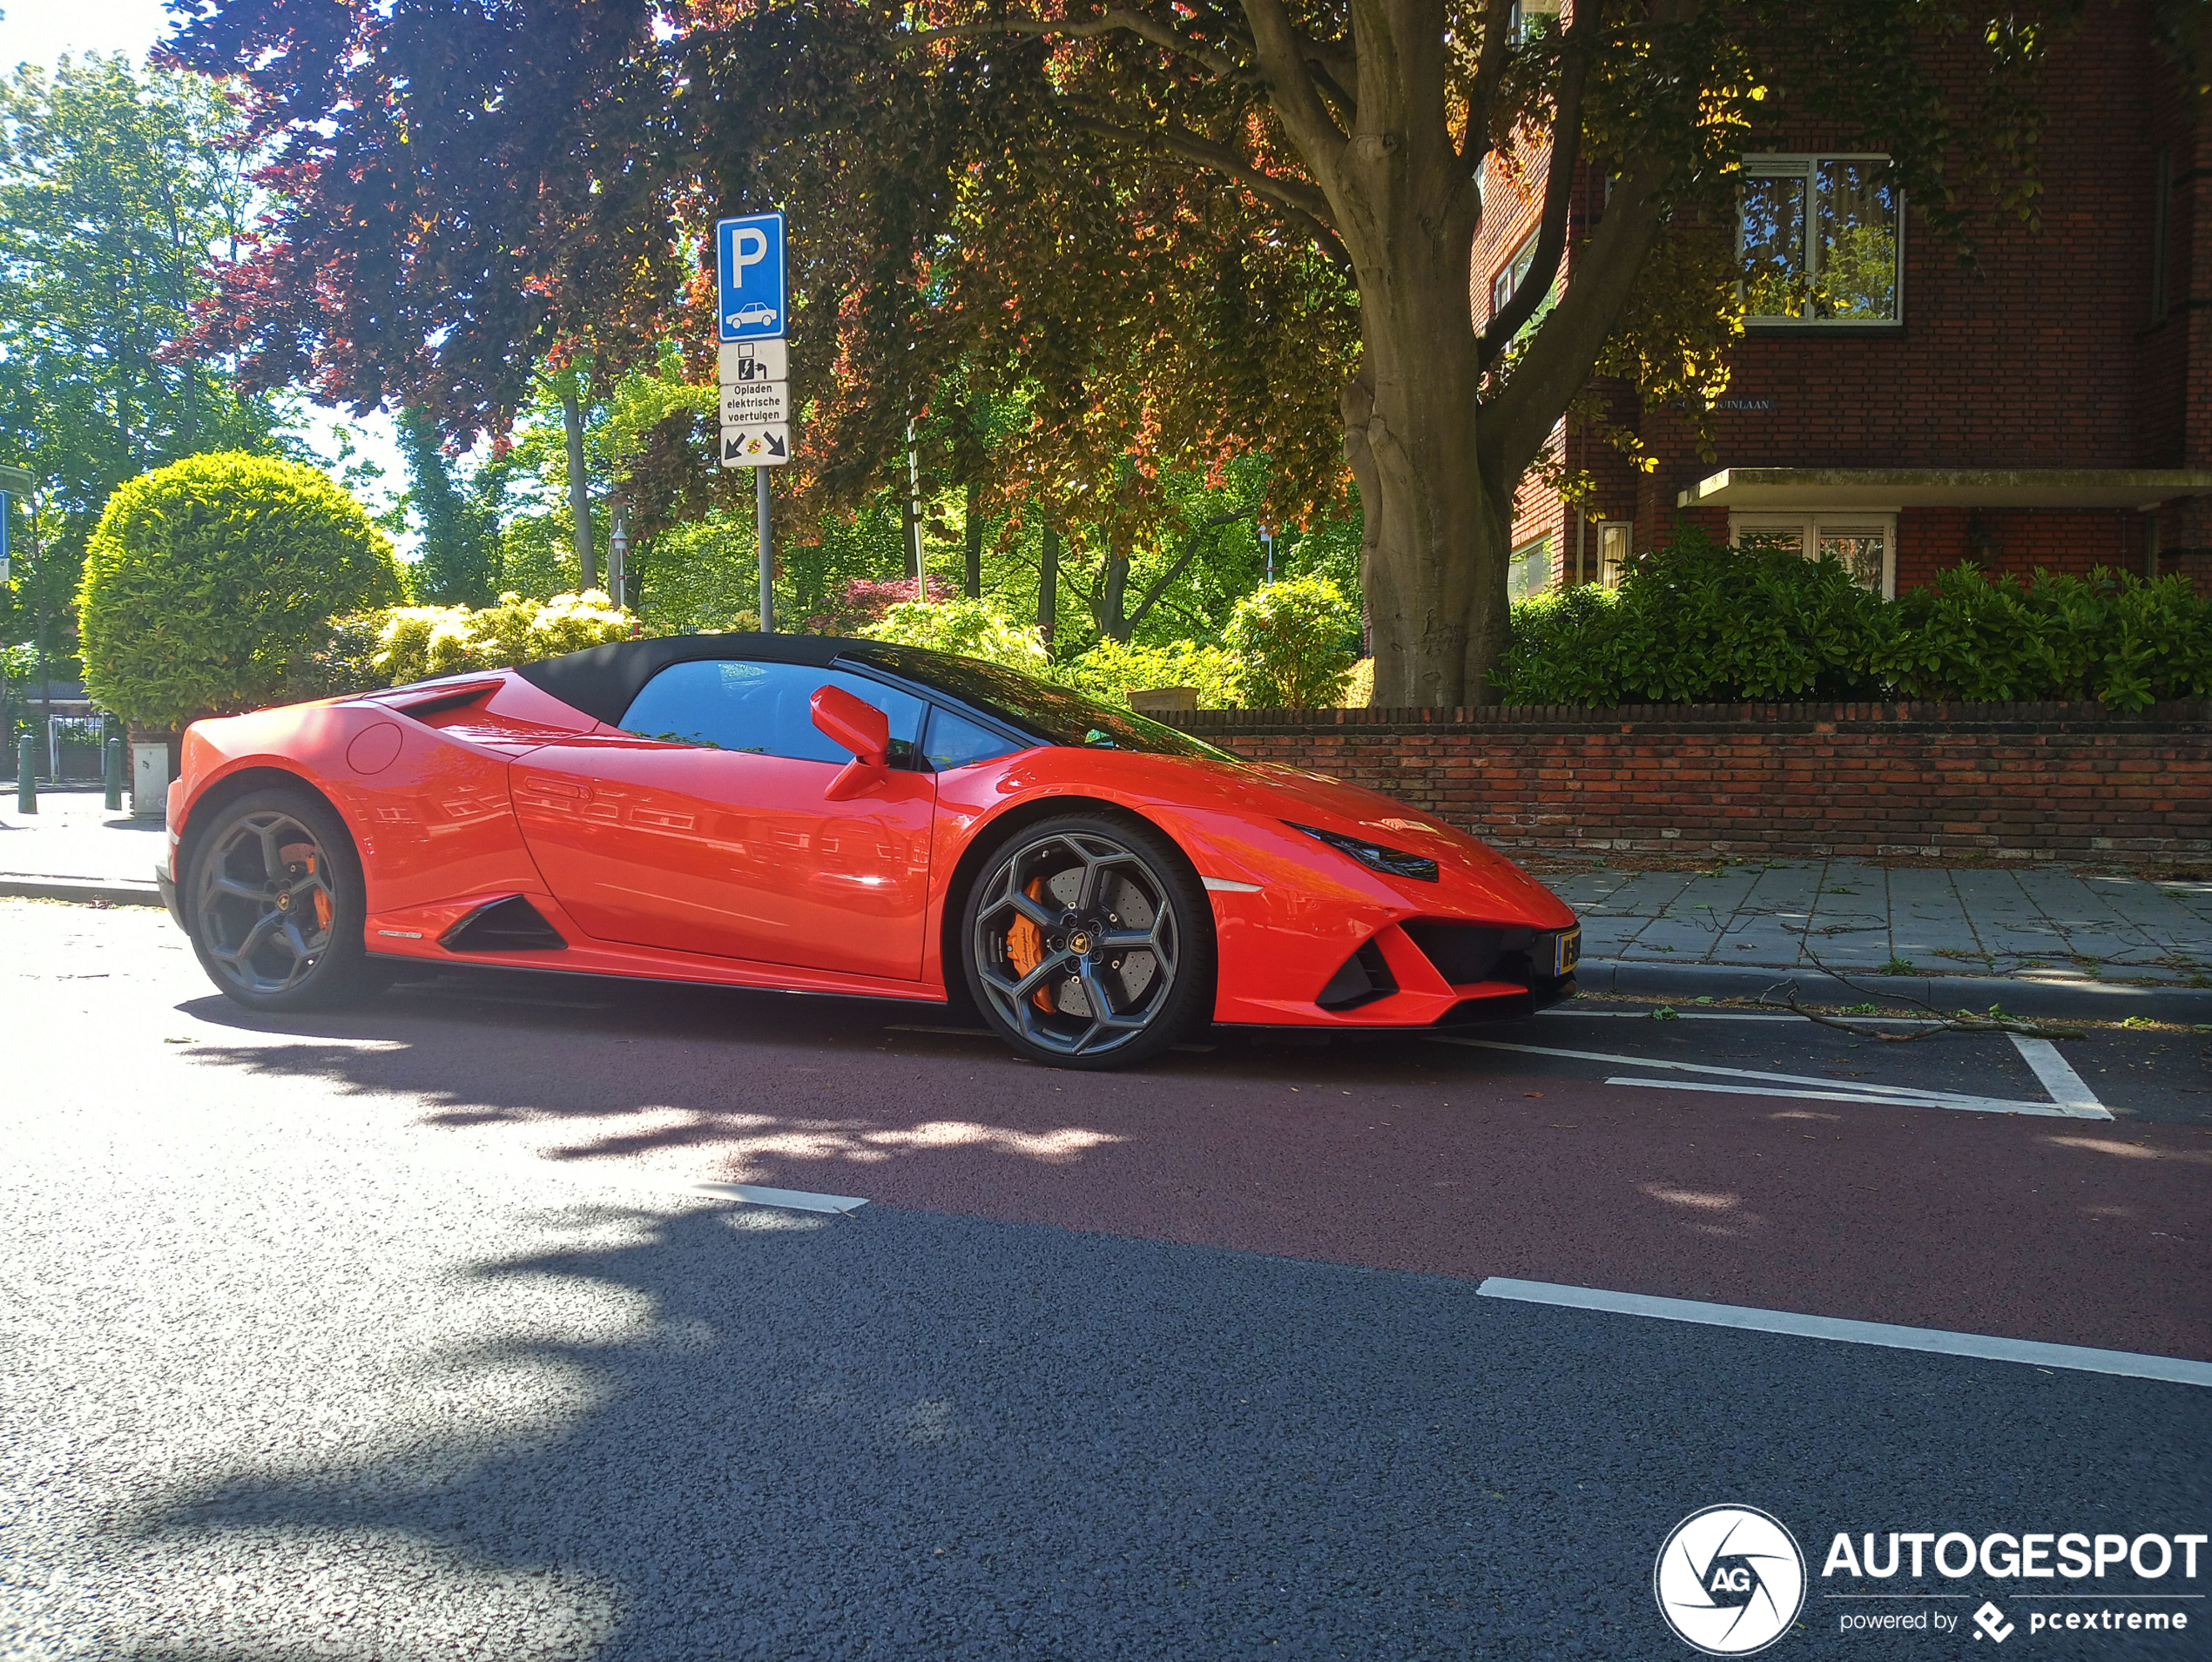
top-left (852, 645), bottom-right (1237, 762)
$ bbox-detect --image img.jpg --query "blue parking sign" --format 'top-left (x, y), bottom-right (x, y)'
top-left (716, 212), bottom-right (786, 342)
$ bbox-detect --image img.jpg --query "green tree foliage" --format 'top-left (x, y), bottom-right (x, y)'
top-left (172, 0), bottom-right (2080, 708)
top-left (78, 452), bottom-right (402, 726)
top-left (1224, 576), bottom-right (1359, 709)
top-left (396, 407), bottom-right (497, 605)
top-left (1492, 531), bottom-right (2211, 712)
top-left (0, 55), bottom-right (279, 657)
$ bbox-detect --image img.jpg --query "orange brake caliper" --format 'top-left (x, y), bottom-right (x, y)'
top-left (1006, 877), bottom-right (1055, 1012)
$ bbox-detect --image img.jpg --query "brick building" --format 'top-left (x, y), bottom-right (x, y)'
top-left (1476, 6), bottom-right (2212, 601)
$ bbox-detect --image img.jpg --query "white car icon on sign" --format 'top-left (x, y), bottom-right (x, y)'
top-left (726, 301), bottom-right (779, 328)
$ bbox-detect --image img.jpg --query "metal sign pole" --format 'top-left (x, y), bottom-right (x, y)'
top-left (756, 466), bottom-right (774, 633)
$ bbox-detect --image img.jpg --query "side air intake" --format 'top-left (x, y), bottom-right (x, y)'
top-left (440, 895), bottom-right (568, 953)
top-left (1316, 939), bottom-right (1398, 1011)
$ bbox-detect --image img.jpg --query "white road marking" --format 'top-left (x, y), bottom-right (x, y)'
top-left (1477, 1278), bottom-right (2212, 1388)
top-left (886, 1025), bottom-right (995, 1037)
top-left (1603, 1077), bottom-right (2087, 1117)
top-left (1429, 1035), bottom-right (2112, 1119)
top-left (693, 1182), bottom-right (867, 1215)
top-left (2008, 1034), bottom-right (2109, 1116)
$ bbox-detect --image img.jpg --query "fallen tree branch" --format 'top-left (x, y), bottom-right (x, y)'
top-left (1757, 949), bottom-right (2087, 1042)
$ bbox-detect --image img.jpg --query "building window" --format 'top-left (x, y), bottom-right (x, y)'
top-left (1509, 0), bottom-right (1561, 41)
top-left (1492, 232), bottom-right (1538, 318)
top-left (1595, 521), bottom-right (1633, 588)
top-left (1507, 535), bottom-right (1554, 602)
top-left (1730, 512), bottom-right (1897, 597)
top-left (1740, 155), bottom-right (1901, 323)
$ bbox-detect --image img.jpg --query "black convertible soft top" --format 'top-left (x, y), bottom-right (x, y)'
top-left (516, 633), bottom-right (912, 728)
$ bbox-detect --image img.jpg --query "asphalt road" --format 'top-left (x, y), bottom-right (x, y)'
top-left (2, 898), bottom-right (2206, 1662)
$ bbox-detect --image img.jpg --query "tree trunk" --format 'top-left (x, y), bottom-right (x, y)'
top-left (1037, 523), bottom-right (1059, 649)
top-left (1338, 234), bottom-right (1505, 710)
top-left (562, 387), bottom-right (597, 592)
top-left (1099, 529), bottom-right (1133, 643)
top-left (963, 481), bottom-right (982, 598)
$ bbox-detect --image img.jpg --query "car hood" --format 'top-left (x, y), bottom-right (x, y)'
top-left (1218, 759), bottom-right (1571, 920)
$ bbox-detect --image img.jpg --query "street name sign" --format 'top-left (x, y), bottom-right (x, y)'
top-left (716, 212), bottom-right (786, 343)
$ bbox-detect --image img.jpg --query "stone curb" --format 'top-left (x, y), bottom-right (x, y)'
top-left (1577, 958), bottom-right (2212, 1021)
top-left (0, 877), bottom-right (165, 908)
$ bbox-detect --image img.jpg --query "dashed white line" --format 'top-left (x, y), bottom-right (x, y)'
top-left (693, 1182), bottom-right (868, 1215)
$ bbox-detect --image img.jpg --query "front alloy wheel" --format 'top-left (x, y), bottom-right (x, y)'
top-left (965, 816), bottom-right (1212, 1068)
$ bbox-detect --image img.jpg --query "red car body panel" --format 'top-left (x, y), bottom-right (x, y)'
top-left (165, 660), bottom-right (1578, 1028)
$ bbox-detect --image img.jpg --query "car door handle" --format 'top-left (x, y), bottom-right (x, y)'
top-left (521, 774), bottom-right (592, 800)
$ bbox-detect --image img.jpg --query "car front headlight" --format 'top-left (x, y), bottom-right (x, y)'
top-left (1285, 821), bottom-right (1440, 883)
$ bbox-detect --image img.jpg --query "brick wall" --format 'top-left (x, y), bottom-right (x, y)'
top-left (1163, 702), bottom-right (2212, 868)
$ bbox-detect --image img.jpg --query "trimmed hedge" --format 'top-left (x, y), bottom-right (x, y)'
top-left (1490, 527), bottom-right (2212, 712)
top-left (78, 451), bottom-right (403, 727)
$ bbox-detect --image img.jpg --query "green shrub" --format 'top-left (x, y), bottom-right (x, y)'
top-left (1871, 563), bottom-right (2211, 710)
top-left (1224, 575), bottom-right (1359, 707)
top-left (1492, 530), bottom-right (2209, 711)
top-left (1490, 525), bottom-right (1885, 705)
top-left (860, 595), bottom-right (1050, 672)
top-left (373, 590), bottom-right (632, 686)
top-left (78, 451), bottom-right (404, 727)
top-left (1059, 636), bottom-right (1244, 710)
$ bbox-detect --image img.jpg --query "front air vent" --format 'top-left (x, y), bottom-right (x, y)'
top-left (440, 895), bottom-right (568, 953)
top-left (1316, 939), bottom-right (1398, 1011)
top-left (1402, 921), bottom-right (1534, 987)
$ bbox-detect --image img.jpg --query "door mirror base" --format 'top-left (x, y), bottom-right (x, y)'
top-left (810, 684), bottom-right (893, 800)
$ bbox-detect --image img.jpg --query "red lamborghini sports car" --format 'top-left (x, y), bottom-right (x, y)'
top-left (158, 635), bottom-right (1580, 1068)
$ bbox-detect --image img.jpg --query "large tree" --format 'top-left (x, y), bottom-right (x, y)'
top-left (0, 53), bottom-right (279, 656)
top-left (174, 0), bottom-right (2083, 702)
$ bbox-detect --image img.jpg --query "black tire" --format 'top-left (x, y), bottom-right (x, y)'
top-left (961, 812), bottom-right (1216, 1070)
top-left (185, 785), bottom-right (383, 1012)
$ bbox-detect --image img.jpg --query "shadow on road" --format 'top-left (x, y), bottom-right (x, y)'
top-left (118, 1196), bottom-right (2210, 1662)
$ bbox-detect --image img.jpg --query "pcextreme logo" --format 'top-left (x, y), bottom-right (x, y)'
top-left (1655, 1505), bottom-right (1809, 1656)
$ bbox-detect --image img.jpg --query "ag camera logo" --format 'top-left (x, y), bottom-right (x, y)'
top-left (1656, 1505), bottom-right (1808, 1655)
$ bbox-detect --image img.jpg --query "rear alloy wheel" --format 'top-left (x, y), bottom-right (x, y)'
top-left (963, 814), bottom-right (1214, 1069)
top-left (186, 787), bottom-right (381, 1012)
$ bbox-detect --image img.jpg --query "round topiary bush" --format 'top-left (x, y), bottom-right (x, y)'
top-left (78, 451), bottom-right (404, 728)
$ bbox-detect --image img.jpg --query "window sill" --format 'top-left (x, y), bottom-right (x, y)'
top-left (1742, 320), bottom-right (1906, 337)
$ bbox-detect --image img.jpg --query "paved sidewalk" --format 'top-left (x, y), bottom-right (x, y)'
top-left (0, 786), bottom-right (165, 889)
top-left (6, 787), bottom-right (2208, 987)
top-left (1548, 858), bottom-right (2212, 987)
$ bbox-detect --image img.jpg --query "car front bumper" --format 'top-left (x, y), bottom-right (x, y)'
top-left (154, 862), bottom-right (185, 932)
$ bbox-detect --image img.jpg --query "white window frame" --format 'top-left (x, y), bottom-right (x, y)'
top-left (1730, 510), bottom-right (1898, 598)
top-left (1594, 520), bottom-right (1634, 589)
top-left (1507, 533), bottom-right (1554, 602)
top-left (1492, 232), bottom-right (1537, 318)
top-left (1739, 152), bottom-right (1905, 327)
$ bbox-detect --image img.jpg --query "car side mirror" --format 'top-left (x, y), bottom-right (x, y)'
top-left (811, 684), bottom-right (891, 800)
